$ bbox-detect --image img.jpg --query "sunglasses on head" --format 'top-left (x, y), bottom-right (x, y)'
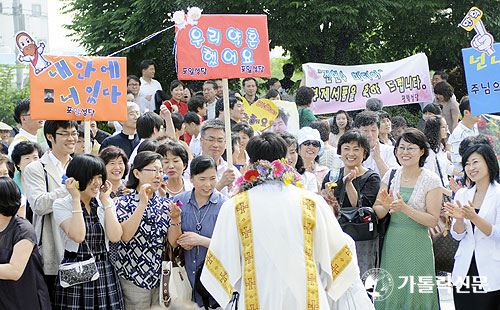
top-left (302, 140), bottom-right (320, 148)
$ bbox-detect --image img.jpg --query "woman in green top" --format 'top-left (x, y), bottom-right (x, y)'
top-left (296, 86), bottom-right (317, 128)
top-left (10, 141), bottom-right (42, 220)
top-left (373, 128), bottom-right (442, 309)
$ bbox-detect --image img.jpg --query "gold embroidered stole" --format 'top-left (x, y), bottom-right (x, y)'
top-left (302, 196), bottom-right (320, 309)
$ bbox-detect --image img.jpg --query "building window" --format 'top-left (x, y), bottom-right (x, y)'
top-left (32, 4), bottom-right (41, 17)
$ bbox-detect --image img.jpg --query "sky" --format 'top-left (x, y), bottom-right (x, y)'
top-left (46, 1), bottom-right (286, 59)
top-left (47, 0), bottom-right (85, 55)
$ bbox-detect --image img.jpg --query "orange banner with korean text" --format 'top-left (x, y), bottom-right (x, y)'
top-left (29, 55), bottom-right (127, 121)
top-left (176, 15), bottom-right (271, 80)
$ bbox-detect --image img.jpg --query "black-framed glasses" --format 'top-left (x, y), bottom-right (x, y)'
top-left (302, 140), bottom-right (320, 148)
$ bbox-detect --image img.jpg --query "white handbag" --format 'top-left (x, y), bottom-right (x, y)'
top-left (159, 245), bottom-right (192, 308)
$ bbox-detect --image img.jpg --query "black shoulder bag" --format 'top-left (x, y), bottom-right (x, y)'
top-left (337, 170), bottom-right (379, 241)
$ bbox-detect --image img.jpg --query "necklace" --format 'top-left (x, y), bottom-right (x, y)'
top-left (192, 202), bottom-right (211, 233)
top-left (166, 179), bottom-right (184, 195)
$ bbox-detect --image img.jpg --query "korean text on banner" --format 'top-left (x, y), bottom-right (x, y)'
top-left (303, 53), bottom-right (432, 114)
top-left (240, 98), bottom-right (278, 132)
top-left (176, 15), bottom-right (271, 80)
top-left (462, 43), bottom-right (500, 116)
top-left (30, 55), bottom-right (127, 121)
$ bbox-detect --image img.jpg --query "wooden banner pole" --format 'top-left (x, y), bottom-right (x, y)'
top-left (222, 79), bottom-right (232, 167)
top-left (84, 120), bottom-right (91, 154)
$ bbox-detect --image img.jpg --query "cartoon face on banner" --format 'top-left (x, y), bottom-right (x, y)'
top-left (15, 31), bottom-right (52, 75)
top-left (239, 98), bottom-right (278, 132)
top-left (30, 55), bottom-right (128, 121)
top-left (176, 14), bottom-right (271, 80)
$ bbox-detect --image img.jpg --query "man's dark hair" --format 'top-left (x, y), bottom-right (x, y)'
top-left (137, 140), bottom-right (159, 153)
top-left (127, 75), bottom-right (141, 85)
top-left (309, 121), bottom-right (330, 142)
top-left (171, 113), bottom-right (184, 131)
top-left (266, 78), bottom-right (280, 90)
top-left (337, 129), bottom-right (371, 162)
top-left (184, 112), bottom-right (201, 125)
top-left (422, 103), bottom-right (442, 115)
top-left (394, 128), bottom-right (429, 167)
top-left (265, 89), bottom-right (280, 99)
top-left (434, 71), bottom-right (449, 81)
top-left (44, 120), bottom-right (78, 148)
top-left (188, 95), bottom-right (207, 113)
top-left (229, 96), bottom-right (242, 110)
top-left (140, 59), bottom-right (155, 72)
top-left (170, 80), bottom-right (185, 92)
top-left (459, 96), bottom-right (471, 117)
top-left (458, 134), bottom-right (493, 157)
top-left (434, 81), bottom-right (454, 102)
top-left (11, 140), bottom-right (42, 170)
top-left (282, 63), bottom-right (295, 77)
top-left (232, 123), bottom-right (254, 138)
top-left (0, 177), bottom-right (21, 216)
top-left (157, 141), bottom-right (189, 168)
top-left (203, 80), bottom-right (218, 90)
top-left (190, 155), bottom-right (217, 176)
top-left (275, 108), bottom-right (288, 126)
top-left (66, 154), bottom-right (107, 191)
top-left (246, 132), bottom-right (288, 163)
top-left (391, 116), bottom-right (407, 129)
top-left (295, 86), bottom-right (315, 107)
top-left (136, 112), bottom-right (163, 139)
top-left (215, 98), bottom-right (224, 118)
top-left (353, 111), bottom-right (380, 128)
top-left (14, 98), bottom-right (30, 125)
top-left (366, 98), bottom-right (383, 112)
top-left (99, 145), bottom-right (129, 179)
top-left (126, 151), bottom-right (162, 189)
top-left (242, 77), bottom-right (257, 88)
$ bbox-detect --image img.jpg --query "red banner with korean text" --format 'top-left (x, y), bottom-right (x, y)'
top-left (176, 15), bottom-right (271, 80)
top-left (30, 55), bottom-right (127, 121)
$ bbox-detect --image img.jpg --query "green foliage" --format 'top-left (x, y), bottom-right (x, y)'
top-left (0, 65), bottom-right (29, 126)
top-left (385, 104), bottom-right (422, 128)
top-left (63, 0), bottom-right (500, 120)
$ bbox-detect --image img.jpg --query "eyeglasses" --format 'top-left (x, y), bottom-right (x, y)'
top-left (302, 140), bottom-right (320, 148)
top-left (203, 137), bottom-right (225, 144)
top-left (142, 168), bottom-right (164, 175)
top-left (55, 132), bottom-right (78, 139)
top-left (396, 146), bottom-right (420, 153)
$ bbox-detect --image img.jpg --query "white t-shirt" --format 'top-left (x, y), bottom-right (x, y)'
top-left (448, 122), bottom-right (479, 171)
top-left (189, 132), bottom-right (202, 157)
top-left (136, 77), bottom-right (162, 113)
top-left (363, 142), bottom-right (398, 175)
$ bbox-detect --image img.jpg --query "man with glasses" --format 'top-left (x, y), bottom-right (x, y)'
top-left (193, 119), bottom-right (240, 197)
top-left (8, 98), bottom-right (48, 156)
top-left (353, 111), bottom-right (398, 177)
top-left (24, 120), bottom-right (78, 304)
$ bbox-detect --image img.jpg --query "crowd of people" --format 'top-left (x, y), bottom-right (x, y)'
top-left (0, 61), bottom-right (499, 310)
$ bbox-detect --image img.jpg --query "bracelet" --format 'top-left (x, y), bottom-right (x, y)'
top-left (103, 205), bottom-right (113, 211)
top-left (171, 222), bottom-right (181, 226)
top-left (72, 210), bottom-right (83, 213)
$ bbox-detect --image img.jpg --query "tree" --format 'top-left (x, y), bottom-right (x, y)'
top-left (0, 65), bottom-right (29, 126)
top-left (63, 0), bottom-right (500, 101)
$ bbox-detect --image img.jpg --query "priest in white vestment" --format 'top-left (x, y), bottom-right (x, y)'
top-left (201, 132), bottom-right (373, 310)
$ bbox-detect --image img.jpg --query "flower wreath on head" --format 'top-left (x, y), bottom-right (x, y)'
top-left (232, 159), bottom-right (304, 195)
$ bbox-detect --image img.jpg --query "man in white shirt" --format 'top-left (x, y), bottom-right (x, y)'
top-left (184, 112), bottom-right (202, 157)
top-left (24, 120), bottom-right (78, 303)
top-left (203, 80), bottom-right (218, 120)
top-left (136, 59), bottom-right (162, 114)
top-left (448, 97), bottom-right (479, 171)
top-left (8, 98), bottom-right (46, 157)
top-left (354, 111), bottom-right (398, 177)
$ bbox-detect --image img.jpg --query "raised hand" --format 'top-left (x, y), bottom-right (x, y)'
top-left (166, 200), bottom-right (182, 224)
top-left (139, 183), bottom-right (153, 203)
top-left (65, 177), bottom-right (80, 200)
top-left (389, 192), bottom-right (408, 214)
top-left (444, 201), bottom-right (464, 220)
top-left (449, 177), bottom-right (463, 194)
top-left (99, 180), bottom-right (113, 201)
top-left (376, 188), bottom-right (394, 211)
